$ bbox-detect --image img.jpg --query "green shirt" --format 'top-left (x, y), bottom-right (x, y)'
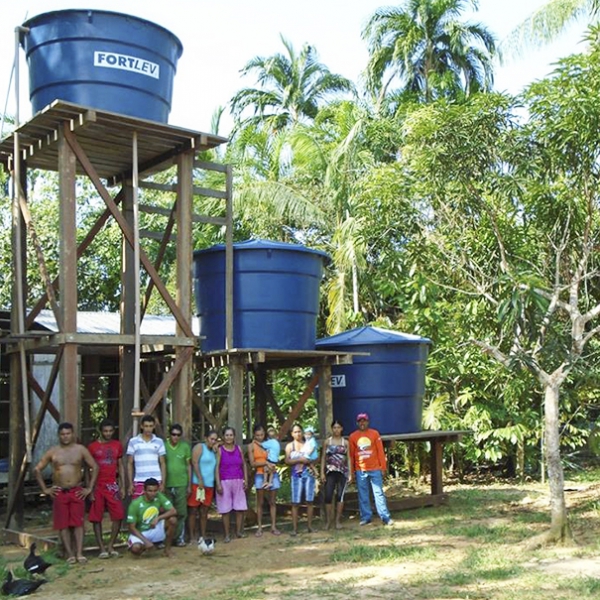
top-left (127, 492), bottom-right (173, 532)
top-left (165, 440), bottom-right (191, 487)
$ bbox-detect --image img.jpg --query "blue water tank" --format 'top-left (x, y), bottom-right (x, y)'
top-left (316, 326), bottom-right (431, 435)
top-left (21, 10), bottom-right (183, 123)
top-left (193, 239), bottom-right (330, 352)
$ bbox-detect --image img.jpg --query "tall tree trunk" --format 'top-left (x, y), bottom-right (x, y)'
top-left (543, 380), bottom-right (572, 543)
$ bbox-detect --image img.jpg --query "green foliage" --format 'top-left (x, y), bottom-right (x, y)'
top-left (362, 0), bottom-right (498, 107)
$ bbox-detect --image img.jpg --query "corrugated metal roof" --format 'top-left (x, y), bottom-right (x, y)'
top-left (33, 309), bottom-right (199, 336)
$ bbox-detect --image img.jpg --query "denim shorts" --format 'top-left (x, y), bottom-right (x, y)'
top-left (290, 470), bottom-right (315, 503)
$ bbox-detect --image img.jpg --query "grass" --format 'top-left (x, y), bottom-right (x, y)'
top-left (331, 542), bottom-right (437, 563)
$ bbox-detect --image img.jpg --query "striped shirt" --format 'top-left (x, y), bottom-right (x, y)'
top-left (126, 434), bottom-right (166, 483)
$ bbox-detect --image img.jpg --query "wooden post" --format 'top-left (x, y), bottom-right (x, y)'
top-left (120, 183), bottom-right (135, 439)
top-left (173, 151), bottom-right (194, 436)
top-left (8, 156), bottom-right (27, 529)
top-left (430, 439), bottom-right (444, 495)
top-left (317, 365), bottom-right (333, 438)
top-left (253, 367), bottom-right (268, 428)
top-left (228, 359), bottom-right (245, 444)
top-left (58, 125), bottom-right (79, 431)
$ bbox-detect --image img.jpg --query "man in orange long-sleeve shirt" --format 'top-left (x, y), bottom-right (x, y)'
top-left (348, 412), bottom-right (393, 526)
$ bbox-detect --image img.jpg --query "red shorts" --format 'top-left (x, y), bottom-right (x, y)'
top-left (88, 482), bottom-right (125, 522)
top-left (131, 481), bottom-right (146, 499)
top-left (187, 484), bottom-right (214, 508)
top-left (53, 487), bottom-right (85, 530)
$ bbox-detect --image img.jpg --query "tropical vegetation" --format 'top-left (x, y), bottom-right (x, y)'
top-left (2, 0), bottom-right (600, 543)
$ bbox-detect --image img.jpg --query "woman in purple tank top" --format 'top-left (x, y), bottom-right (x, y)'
top-left (215, 427), bottom-right (248, 542)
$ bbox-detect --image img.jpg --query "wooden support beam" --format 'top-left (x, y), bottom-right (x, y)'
top-left (317, 365), bottom-right (333, 437)
top-left (192, 391), bottom-right (219, 430)
top-left (138, 346), bottom-right (195, 420)
top-left (227, 360), bottom-right (245, 443)
top-left (431, 439), bottom-right (444, 496)
top-left (278, 373), bottom-right (319, 440)
top-left (173, 151), bottom-right (194, 436)
top-left (58, 124), bottom-right (79, 430)
top-left (28, 373), bottom-right (61, 423)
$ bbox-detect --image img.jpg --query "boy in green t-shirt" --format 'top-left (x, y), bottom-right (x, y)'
top-left (127, 478), bottom-right (177, 557)
top-left (164, 424), bottom-right (192, 545)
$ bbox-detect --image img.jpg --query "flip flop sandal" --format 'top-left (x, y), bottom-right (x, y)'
top-left (255, 529), bottom-right (263, 537)
top-left (98, 551), bottom-right (110, 559)
top-left (271, 529), bottom-right (281, 536)
top-left (77, 556), bottom-right (88, 564)
top-left (66, 557), bottom-right (77, 565)
top-left (109, 550), bottom-right (120, 558)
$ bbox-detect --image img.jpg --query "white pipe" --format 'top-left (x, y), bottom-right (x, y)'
top-left (13, 25), bottom-right (32, 462)
top-left (132, 131), bottom-right (141, 429)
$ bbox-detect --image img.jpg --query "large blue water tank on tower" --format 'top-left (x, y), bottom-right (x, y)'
top-left (316, 326), bottom-right (431, 435)
top-left (193, 239), bottom-right (330, 352)
top-left (21, 10), bottom-right (183, 123)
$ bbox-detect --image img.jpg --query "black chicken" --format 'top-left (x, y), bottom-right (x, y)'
top-left (23, 544), bottom-right (51, 576)
top-left (2, 571), bottom-right (46, 596)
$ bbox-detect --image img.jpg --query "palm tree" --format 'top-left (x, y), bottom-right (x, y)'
top-left (504, 0), bottom-right (600, 53)
top-left (230, 35), bottom-right (355, 132)
top-left (362, 0), bottom-right (497, 106)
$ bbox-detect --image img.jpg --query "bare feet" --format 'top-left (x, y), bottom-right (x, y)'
top-left (335, 523), bottom-right (343, 530)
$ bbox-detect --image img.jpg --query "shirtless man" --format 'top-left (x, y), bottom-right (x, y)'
top-left (34, 422), bottom-right (99, 564)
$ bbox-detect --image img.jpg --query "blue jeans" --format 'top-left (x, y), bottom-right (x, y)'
top-left (355, 470), bottom-right (391, 523)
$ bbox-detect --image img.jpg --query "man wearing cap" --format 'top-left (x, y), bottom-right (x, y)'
top-left (348, 412), bottom-right (393, 526)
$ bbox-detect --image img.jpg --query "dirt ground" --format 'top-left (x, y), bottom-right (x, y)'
top-left (2, 480), bottom-right (600, 600)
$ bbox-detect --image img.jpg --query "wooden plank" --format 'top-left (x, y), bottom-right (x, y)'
top-left (317, 365), bottom-right (333, 437)
top-left (228, 361), bottom-right (245, 444)
top-left (139, 203), bottom-right (227, 226)
top-left (193, 186), bottom-right (227, 199)
top-left (58, 124), bottom-right (79, 430)
top-left (431, 439), bottom-right (444, 495)
top-left (194, 160), bottom-right (228, 173)
top-left (139, 181), bottom-right (176, 193)
top-left (173, 151), bottom-right (194, 435)
top-left (3, 529), bottom-right (57, 550)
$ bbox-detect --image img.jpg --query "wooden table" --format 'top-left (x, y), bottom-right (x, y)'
top-left (378, 430), bottom-right (468, 509)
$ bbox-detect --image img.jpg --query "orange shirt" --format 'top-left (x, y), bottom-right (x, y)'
top-left (250, 441), bottom-right (268, 475)
top-left (349, 428), bottom-right (387, 472)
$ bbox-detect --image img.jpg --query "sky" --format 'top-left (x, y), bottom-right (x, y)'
top-left (0, 0), bottom-right (589, 136)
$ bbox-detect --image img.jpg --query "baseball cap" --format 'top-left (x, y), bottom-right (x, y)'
top-left (356, 412), bottom-right (369, 421)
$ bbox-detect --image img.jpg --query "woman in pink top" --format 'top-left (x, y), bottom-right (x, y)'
top-left (215, 427), bottom-right (248, 543)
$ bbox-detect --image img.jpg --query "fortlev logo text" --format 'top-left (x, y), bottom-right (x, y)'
top-left (94, 52), bottom-right (160, 79)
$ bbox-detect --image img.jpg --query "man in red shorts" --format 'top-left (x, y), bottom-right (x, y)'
top-left (34, 422), bottom-right (98, 564)
top-left (88, 418), bottom-right (125, 559)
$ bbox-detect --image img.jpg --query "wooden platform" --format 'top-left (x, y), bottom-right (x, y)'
top-left (198, 348), bottom-right (367, 370)
top-left (0, 100), bottom-right (226, 184)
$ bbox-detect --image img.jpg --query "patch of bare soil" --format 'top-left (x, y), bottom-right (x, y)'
top-left (3, 480), bottom-right (600, 600)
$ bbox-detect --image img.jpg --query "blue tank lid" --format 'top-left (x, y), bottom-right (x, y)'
top-left (316, 326), bottom-right (431, 347)
top-left (193, 239), bottom-right (330, 262)
top-left (22, 10), bottom-right (184, 56)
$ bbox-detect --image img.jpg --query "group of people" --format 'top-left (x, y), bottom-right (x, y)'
top-left (33, 411), bottom-right (393, 563)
